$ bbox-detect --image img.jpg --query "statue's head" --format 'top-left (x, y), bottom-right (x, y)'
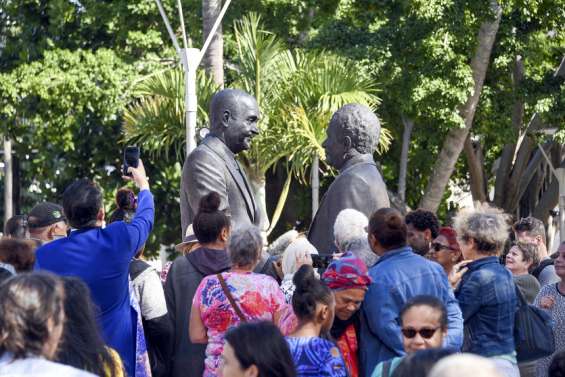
top-left (209, 89), bottom-right (260, 154)
top-left (322, 104), bottom-right (381, 170)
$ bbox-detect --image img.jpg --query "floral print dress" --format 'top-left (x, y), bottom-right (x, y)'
top-left (193, 271), bottom-right (286, 377)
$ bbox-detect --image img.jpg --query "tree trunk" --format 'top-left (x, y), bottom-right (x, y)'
top-left (514, 143), bottom-right (553, 210)
top-left (12, 154), bottom-right (20, 216)
top-left (297, 7), bottom-right (315, 45)
top-left (419, 1), bottom-right (502, 212)
top-left (532, 172), bottom-right (560, 223)
top-left (202, 0), bottom-right (224, 87)
top-left (311, 154), bottom-right (320, 218)
top-left (494, 144), bottom-right (516, 207)
top-left (494, 56), bottom-right (524, 207)
top-left (3, 137), bottom-right (13, 226)
top-left (398, 115), bottom-right (414, 203)
top-left (503, 136), bottom-right (536, 212)
top-left (464, 135), bottom-right (488, 202)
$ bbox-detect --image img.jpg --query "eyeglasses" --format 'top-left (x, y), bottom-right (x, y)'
top-left (401, 327), bottom-right (441, 339)
top-left (431, 243), bottom-right (455, 253)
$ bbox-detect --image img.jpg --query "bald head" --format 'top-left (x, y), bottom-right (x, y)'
top-left (208, 89), bottom-right (260, 154)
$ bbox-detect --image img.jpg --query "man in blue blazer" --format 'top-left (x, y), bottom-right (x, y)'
top-left (36, 160), bottom-right (154, 377)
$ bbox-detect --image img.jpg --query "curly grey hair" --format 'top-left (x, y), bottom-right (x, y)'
top-left (330, 104), bottom-right (381, 155)
top-left (228, 225), bottom-right (263, 268)
top-left (453, 203), bottom-right (511, 256)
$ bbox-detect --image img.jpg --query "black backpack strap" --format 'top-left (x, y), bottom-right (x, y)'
top-left (532, 259), bottom-right (554, 279)
top-left (129, 259), bottom-right (151, 281)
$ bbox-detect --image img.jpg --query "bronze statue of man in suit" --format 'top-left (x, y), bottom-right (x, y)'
top-left (180, 89), bottom-right (261, 235)
top-left (308, 104), bottom-right (390, 255)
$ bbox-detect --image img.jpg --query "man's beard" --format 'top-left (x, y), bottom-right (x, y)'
top-left (412, 244), bottom-right (430, 256)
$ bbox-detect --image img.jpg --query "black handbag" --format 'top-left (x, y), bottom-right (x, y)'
top-left (514, 286), bottom-right (555, 362)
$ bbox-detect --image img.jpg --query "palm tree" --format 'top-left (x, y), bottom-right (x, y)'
top-left (122, 67), bottom-right (219, 161)
top-left (202, 0), bottom-right (224, 86)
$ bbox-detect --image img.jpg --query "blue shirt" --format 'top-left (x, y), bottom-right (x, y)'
top-left (286, 337), bottom-right (347, 377)
top-left (35, 189), bottom-right (154, 377)
top-left (360, 247), bottom-right (463, 376)
top-left (455, 256), bottom-right (517, 357)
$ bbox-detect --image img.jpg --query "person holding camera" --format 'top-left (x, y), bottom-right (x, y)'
top-left (35, 160), bottom-right (153, 377)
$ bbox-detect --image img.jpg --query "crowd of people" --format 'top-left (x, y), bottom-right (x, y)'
top-left (1, 159), bottom-right (565, 377)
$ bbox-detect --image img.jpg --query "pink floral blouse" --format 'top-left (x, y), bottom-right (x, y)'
top-left (193, 271), bottom-right (286, 377)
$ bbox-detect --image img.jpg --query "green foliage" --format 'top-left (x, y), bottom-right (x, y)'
top-left (308, 0), bottom-right (563, 215)
top-left (123, 67), bottom-right (219, 160)
top-left (0, 48), bottom-right (133, 184)
top-left (2, 0), bottom-right (562, 251)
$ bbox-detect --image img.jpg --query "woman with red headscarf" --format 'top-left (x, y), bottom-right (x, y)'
top-left (428, 227), bottom-right (463, 277)
top-left (322, 252), bottom-right (372, 377)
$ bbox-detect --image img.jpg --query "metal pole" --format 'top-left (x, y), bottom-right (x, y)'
top-left (183, 48), bottom-right (200, 154)
top-left (311, 154), bottom-right (319, 217)
top-left (154, 0), bottom-right (182, 55)
top-left (154, 0), bottom-right (232, 156)
top-left (3, 137), bottom-right (13, 226)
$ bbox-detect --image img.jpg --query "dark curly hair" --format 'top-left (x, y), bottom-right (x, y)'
top-left (0, 272), bottom-right (64, 360)
top-left (405, 209), bottom-right (440, 239)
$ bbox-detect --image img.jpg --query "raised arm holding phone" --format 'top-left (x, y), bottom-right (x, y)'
top-left (35, 157), bottom-right (154, 377)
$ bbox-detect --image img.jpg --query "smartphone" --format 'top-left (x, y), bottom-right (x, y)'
top-left (311, 254), bottom-right (333, 269)
top-left (123, 146), bottom-right (140, 176)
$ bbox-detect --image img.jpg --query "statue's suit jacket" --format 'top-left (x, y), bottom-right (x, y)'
top-left (180, 135), bottom-right (260, 235)
top-left (308, 154), bottom-right (390, 255)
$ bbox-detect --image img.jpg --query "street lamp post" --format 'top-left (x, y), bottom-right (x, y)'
top-left (154, 0), bottom-right (232, 157)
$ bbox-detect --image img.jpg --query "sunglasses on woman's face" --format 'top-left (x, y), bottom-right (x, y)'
top-left (431, 243), bottom-right (454, 253)
top-left (401, 327), bottom-right (440, 339)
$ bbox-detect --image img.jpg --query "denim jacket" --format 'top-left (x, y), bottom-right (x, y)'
top-left (360, 247), bottom-right (463, 377)
top-left (455, 256), bottom-right (517, 357)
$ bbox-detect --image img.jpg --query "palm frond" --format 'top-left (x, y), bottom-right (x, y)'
top-left (122, 68), bottom-right (219, 159)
